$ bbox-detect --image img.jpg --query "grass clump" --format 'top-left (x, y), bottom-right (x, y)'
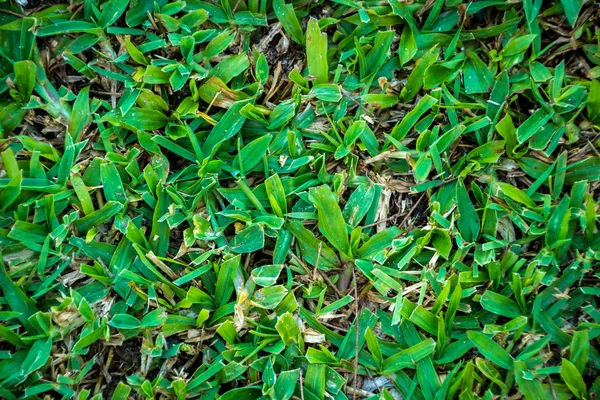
top-left (1, 0), bottom-right (600, 399)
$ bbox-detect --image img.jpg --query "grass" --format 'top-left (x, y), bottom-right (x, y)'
top-left (0, 0), bottom-right (599, 399)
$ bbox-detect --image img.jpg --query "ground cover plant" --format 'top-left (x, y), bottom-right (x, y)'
top-left (0, 0), bottom-right (599, 398)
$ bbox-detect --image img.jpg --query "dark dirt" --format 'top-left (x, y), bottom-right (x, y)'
top-left (145, 366), bottom-right (160, 382)
top-left (266, 40), bottom-right (305, 77)
top-left (112, 337), bottom-right (142, 373)
top-left (384, 191), bottom-right (430, 230)
top-left (169, 85), bottom-right (192, 110)
top-left (100, 338), bottom-right (142, 397)
top-left (21, 0), bottom-right (63, 10)
top-left (409, 193), bottom-right (430, 227)
top-left (102, 376), bottom-right (127, 399)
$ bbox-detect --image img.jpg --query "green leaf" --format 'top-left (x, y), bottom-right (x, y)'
top-left (480, 291), bottom-right (523, 318)
top-left (265, 174), bottom-right (287, 217)
top-left (516, 109), bottom-right (554, 143)
top-left (403, 46), bottom-right (438, 101)
top-left (13, 60), bottom-right (36, 103)
top-left (309, 185), bottom-right (350, 257)
top-left (399, 24), bottom-right (417, 65)
top-left (545, 195), bottom-right (571, 246)
top-left (514, 360), bottom-right (546, 400)
top-left (467, 331), bottom-right (514, 369)
top-left (100, 108), bottom-right (168, 131)
top-left (456, 179), bottom-right (480, 242)
top-left (361, 94), bottom-right (400, 109)
top-left (464, 53), bottom-right (493, 94)
top-left (476, 358), bottom-right (508, 396)
top-left (343, 184), bottom-right (376, 227)
top-left (111, 382), bottom-right (132, 400)
top-left (381, 338), bottom-right (436, 374)
top-left (560, 0), bottom-right (582, 27)
top-left (570, 330), bottom-right (589, 373)
top-left (0, 254), bottom-right (38, 333)
top-left (273, 369), bottom-right (300, 400)
top-left (204, 29), bottom-right (236, 60)
top-left (500, 34), bottom-right (537, 58)
top-left (365, 327), bottom-right (382, 369)
top-left (125, 39), bottom-right (148, 65)
top-left (275, 312), bottom-right (300, 345)
top-left (230, 224), bottom-right (265, 253)
top-left (304, 364), bottom-right (326, 400)
top-left (36, 21), bottom-right (100, 36)
top-left (561, 358), bottom-right (587, 399)
top-left (141, 308), bottom-right (167, 327)
top-left (496, 182), bottom-right (536, 208)
top-left (202, 100), bottom-right (249, 157)
top-left (588, 79), bottom-right (600, 122)
top-left (466, 140), bottom-right (504, 165)
top-left (21, 338), bottom-right (52, 376)
top-left (390, 94), bottom-right (437, 141)
top-left (251, 264), bottom-right (283, 287)
top-left (109, 314), bottom-right (142, 330)
top-left (0, 172), bottom-right (22, 212)
top-left (73, 325), bottom-right (106, 351)
top-left (218, 387), bottom-right (262, 400)
top-left (287, 221), bottom-right (340, 269)
top-left (251, 285), bottom-right (288, 309)
top-left (180, 9), bottom-right (209, 28)
top-left (413, 154), bottom-right (433, 182)
top-left (431, 229), bottom-right (452, 259)
top-left (69, 86), bottom-right (91, 141)
top-left (486, 71), bottom-right (509, 124)
top-left (72, 201), bottom-right (123, 233)
top-left (310, 83), bottom-right (342, 102)
top-left (98, 0), bottom-right (130, 28)
top-left (306, 18), bottom-right (328, 84)
top-left (273, 0), bottom-right (304, 44)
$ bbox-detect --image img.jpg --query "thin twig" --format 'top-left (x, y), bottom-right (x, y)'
top-left (363, 212), bottom-right (400, 229)
top-left (205, 90), bottom-right (220, 114)
top-left (363, 191), bottom-right (427, 229)
top-left (0, 8), bottom-right (24, 17)
top-left (289, 252), bottom-right (313, 275)
top-left (232, 0), bottom-right (243, 13)
top-left (299, 368), bottom-right (305, 400)
top-left (586, 138), bottom-right (600, 157)
top-left (314, 242), bottom-right (322, 281)
top-left (547, 376), bottom-right (559, 400)
top-left (364, 368), bottom-right (383, 394)
top-left (397, 191), bottom-right (427, 229)
top-left (319, 320), bottom-right (349, 333)
top-left (427, 176), bottom-right (459, 191)
top-left (321, 270), bottom-right (345, 299)
top-left (89, 90), bottom-right (123, 96)
top-left (342, 90), bottom-right (376, 117)
top-left (352, 269), bottom-right (359, 400)
top-left (289, 252), bottom-right (345, 298)
top-left (69, 4), bottom-right (83, 21)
